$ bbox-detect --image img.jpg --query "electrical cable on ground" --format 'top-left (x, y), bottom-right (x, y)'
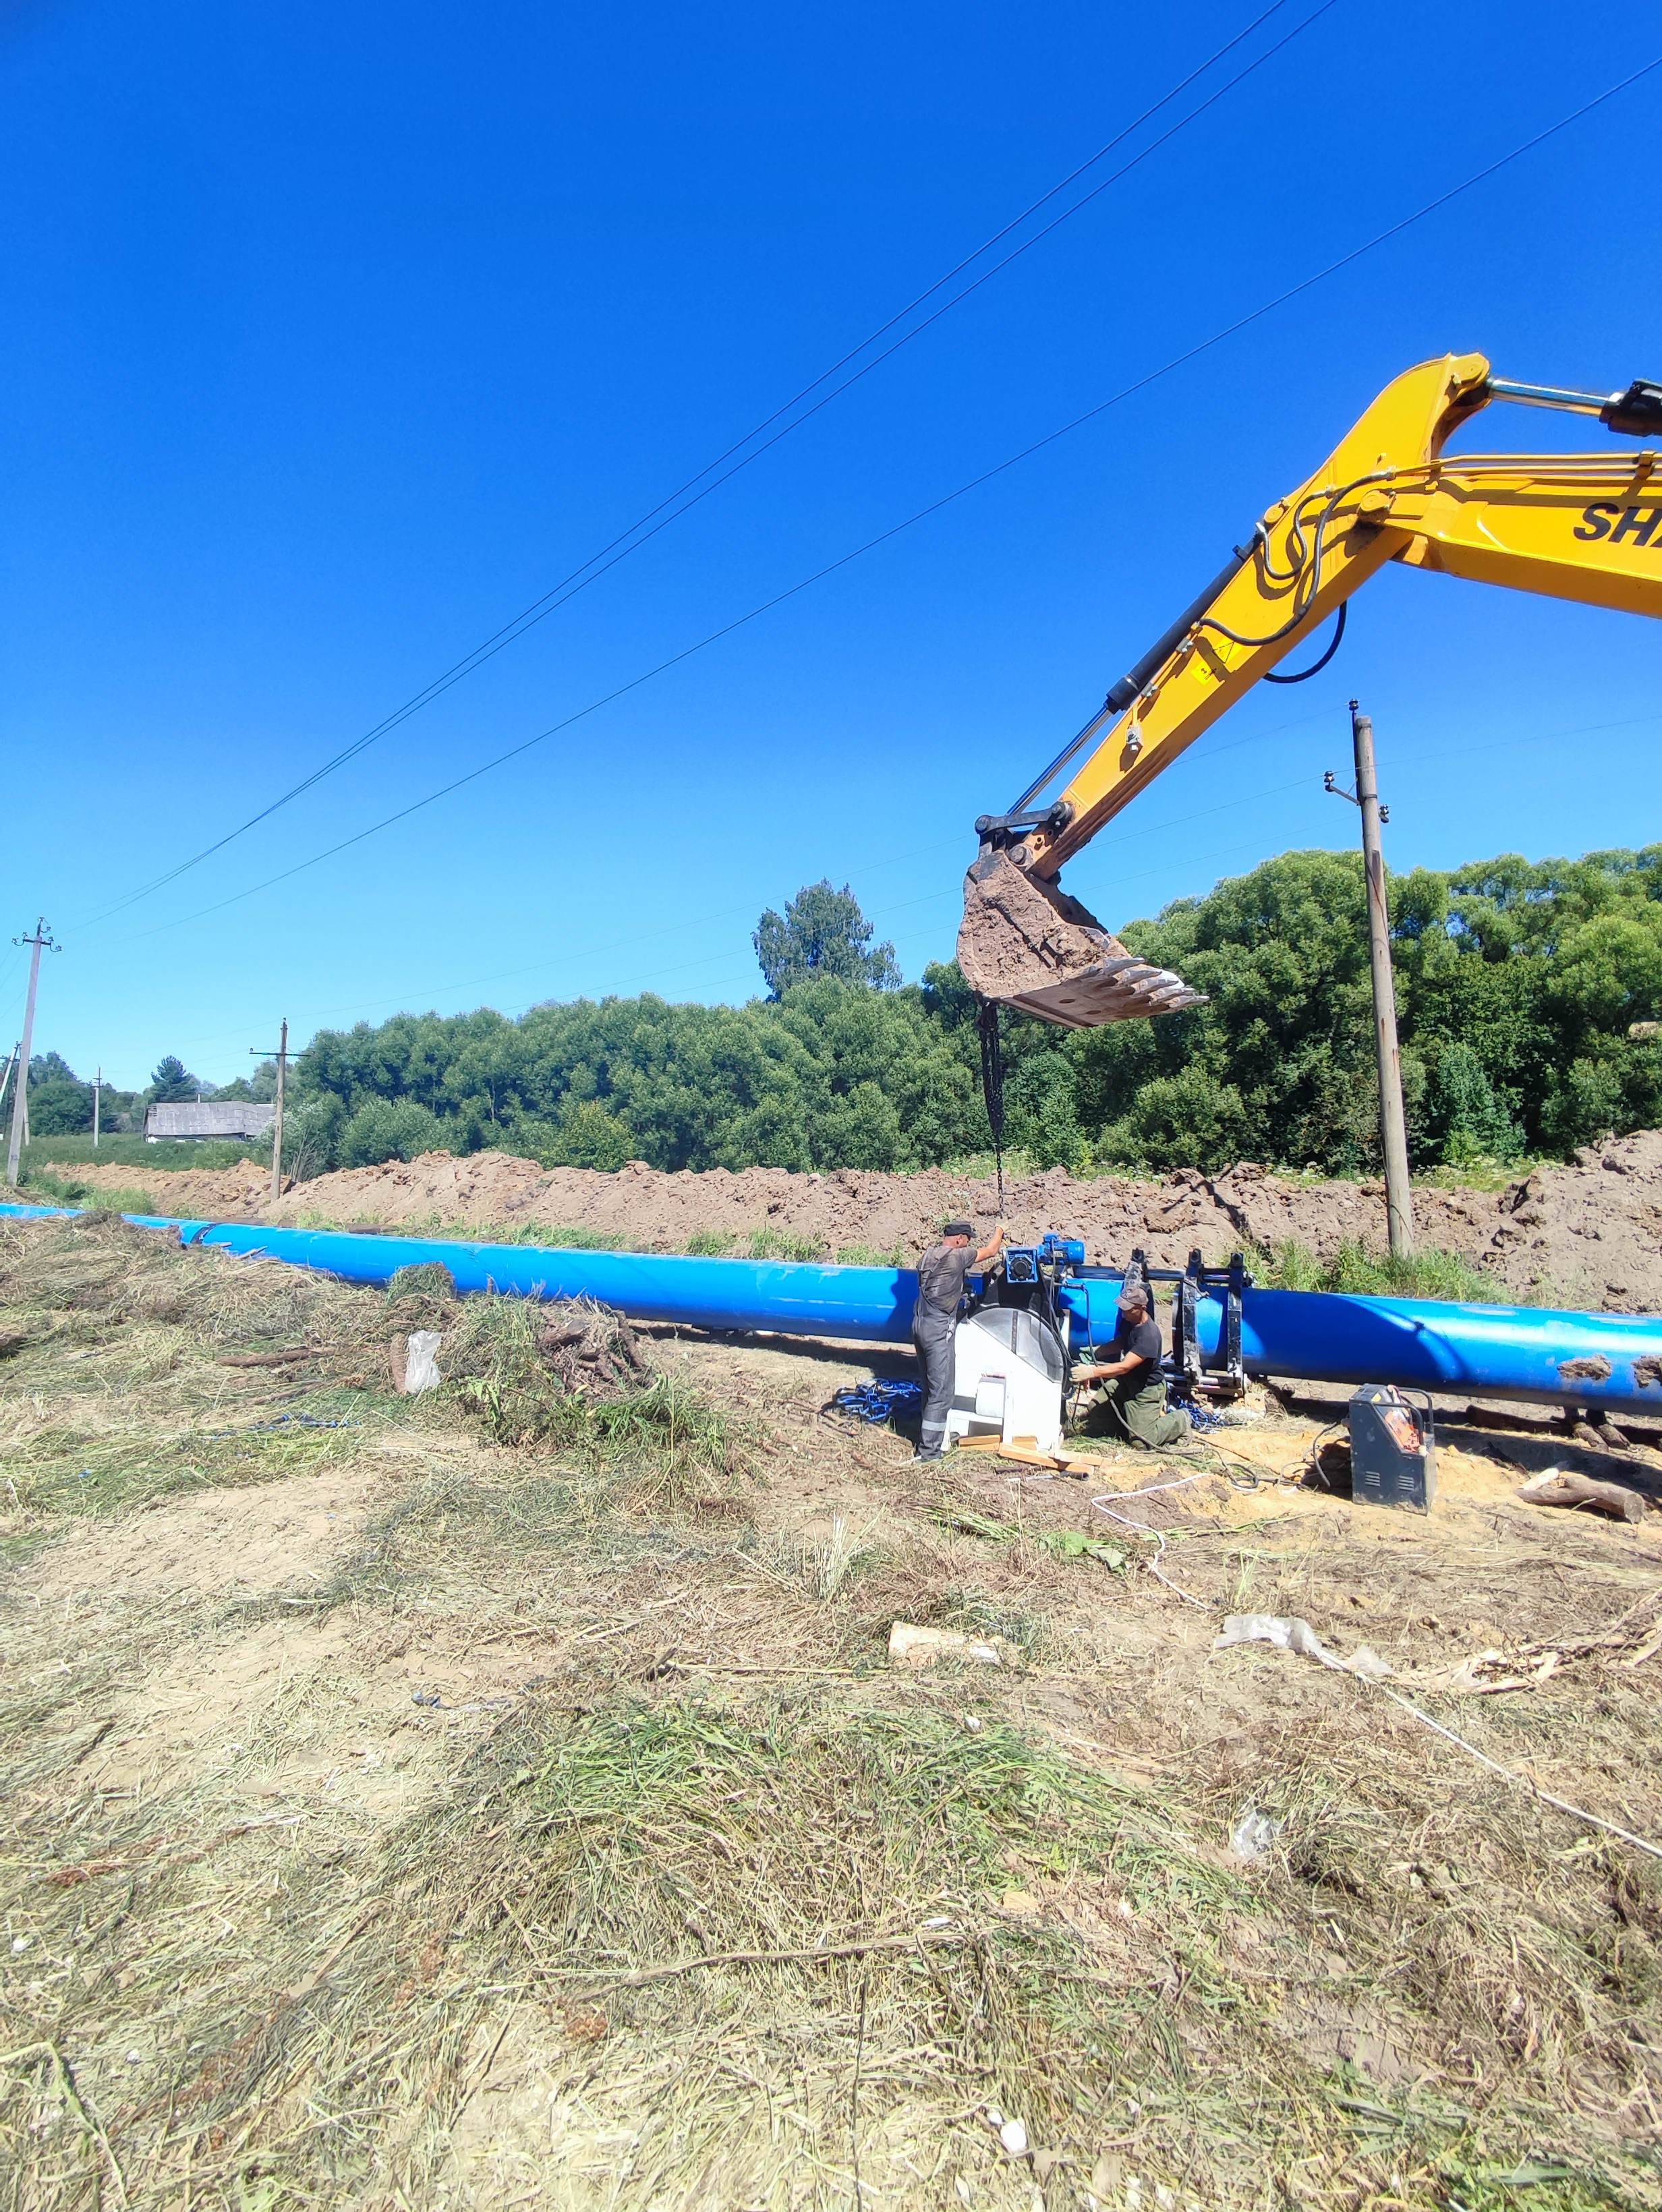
top-left (70, 0), bottom-right (1330, 933)
top-left (1091, 1470), bottom-right (1215, 1608)
top-left (95, 49), bottom-right (1662, 952)
top-left (1098, 1469), bottom-right (1662, 1857)
top-left (1375, 1684), bottom-right (1662, 1863)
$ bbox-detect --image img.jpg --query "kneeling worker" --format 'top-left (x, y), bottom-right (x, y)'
top-left (1073, 1279), bottom-right (1191, 1449)
top-left (911, 1218), bottom-right (1005, 1462)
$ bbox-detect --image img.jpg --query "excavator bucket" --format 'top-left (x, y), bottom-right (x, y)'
top-left (957, 849), bottom-right (1205, 1030)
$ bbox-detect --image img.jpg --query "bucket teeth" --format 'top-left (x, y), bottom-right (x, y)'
top-left (958, 849), bottom-right (1206, 1030)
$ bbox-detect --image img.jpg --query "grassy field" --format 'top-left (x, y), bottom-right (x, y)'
top-left (3, 1213), bottom-right (1662, 2208)
top-left (18, 1135), bottom-right (270, 1175)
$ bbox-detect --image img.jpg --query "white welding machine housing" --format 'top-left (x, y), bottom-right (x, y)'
top-left (944, 1305), bottom-right (1068, 1453)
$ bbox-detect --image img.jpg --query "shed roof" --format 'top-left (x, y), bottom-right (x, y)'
top-left (144, 1101), bottom-right (276, 1140)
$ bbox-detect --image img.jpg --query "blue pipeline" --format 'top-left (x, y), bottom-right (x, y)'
top-left (163, 1215), bottom-right (920, 1346)
top-left (1058, 1276), bottom-right (1662, 1420)
top-left (6, 1202), bottom-right (1662, 1416)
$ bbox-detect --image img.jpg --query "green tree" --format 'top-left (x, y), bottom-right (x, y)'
top-left (1099, 1064), bottom-right (1255, 1173)
top-left (1005, 1051), bottom-right (1087, 1172)
top-left (148, 1055), bottom-right (200, 1103)
top-left (544, 1099), bottom-right (636, 1171)
top-left (27, 1079), bottom-right (94, 1135)
top-left (337, 1097), bottom-right (454, 1168)
top-left (753, 882), bottom-right (899, 999)
top-left (1425, 1043), bottom-right (1524, 1165)
top-left (268, 840), bottom-right (1662, 1185)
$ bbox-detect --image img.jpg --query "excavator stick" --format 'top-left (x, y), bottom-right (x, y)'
top-left (957, 849), bottom-right (1205, 1030)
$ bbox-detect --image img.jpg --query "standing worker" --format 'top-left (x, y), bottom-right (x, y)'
top-left (1073, 1280), bottom-right (1190, 1449)
top-left (911, 1218), bottom-right (1005, 1463)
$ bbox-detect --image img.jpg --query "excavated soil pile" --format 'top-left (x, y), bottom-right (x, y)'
top-left (28, 1154), bottom-right (275, 1218)
top-left (25, 1130), bottom-right (1662, 1310)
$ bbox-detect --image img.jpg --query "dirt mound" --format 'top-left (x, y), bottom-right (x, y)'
top-left (16, 1154), bottom-right (274, 1219)
top-left (27, 1131), bottom-right (1662, 1312)
top-left (1477, 1133), bottom-right (1662, 1310)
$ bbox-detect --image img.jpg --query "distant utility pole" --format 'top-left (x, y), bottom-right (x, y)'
top-left (1325, 707), bottom-right (1414, 1258)
top-left (250, 1019), bottom-right (289, 1206)
top-left (93, 1066), bottom-right (103, 1149)
top-left (6, 920), bottom-right (57, 1189)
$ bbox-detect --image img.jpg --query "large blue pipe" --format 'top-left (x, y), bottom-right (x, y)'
top-left (6, 1202), bottom-right (1662, 1418)
top-left (0, 1207), bottom-right (918, 1345)
top-left (1058, 1275), bottom-right (1662, 1420)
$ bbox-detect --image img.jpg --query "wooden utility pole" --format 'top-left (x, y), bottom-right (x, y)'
top-left (6, 921), bottom-right (56, 1189)
top-left (1328, 707), bottom-right (1414, 1257)
top-left (251, 1020), bottom-right (289, 1206)
top-left (273, 1020), bottom-right (288, 1205)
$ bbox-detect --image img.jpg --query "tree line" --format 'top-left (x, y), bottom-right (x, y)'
top-left (13, 1051), bottom-right (222, 1137)
top-left (28, 850), bottom-right (1662, 1176)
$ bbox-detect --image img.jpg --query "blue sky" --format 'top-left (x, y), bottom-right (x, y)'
top-left (1, 0), bottom-right (1656, 1088)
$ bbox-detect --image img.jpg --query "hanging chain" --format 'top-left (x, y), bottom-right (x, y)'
top-left (975, 996), bottom-right (1007, 1219)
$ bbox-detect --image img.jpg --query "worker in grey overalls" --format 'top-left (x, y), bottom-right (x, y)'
top-left (911, 1219), bottom-right (1006, 1462)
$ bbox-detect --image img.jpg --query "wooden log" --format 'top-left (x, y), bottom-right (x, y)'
top-left (1522, 1473), bottom-right (1649, 1524)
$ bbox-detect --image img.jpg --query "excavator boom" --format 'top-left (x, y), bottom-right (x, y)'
top-left (961, 351), bottom-right (1662, 1026)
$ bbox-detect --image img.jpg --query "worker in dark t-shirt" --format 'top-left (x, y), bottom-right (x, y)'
top-left (911, 1218), bottom-right (1005, 1462)
top-left (1073, 1280), bottom-right (1190, 1448)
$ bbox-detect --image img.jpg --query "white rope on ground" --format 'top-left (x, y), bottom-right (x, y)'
top-left (1091, 1469), bottom-right (1215, 1611)
top-left (1217, 1614), bottom-right (1662, 1861)
top-left (1375, 1685), bottom-right (1662, 1863)
top-left (1084, 1462), bottom-right (1662, 1859)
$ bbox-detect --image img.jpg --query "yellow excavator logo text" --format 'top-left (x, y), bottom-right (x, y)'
top-left (1574, 503), bottom-right (1662, 546)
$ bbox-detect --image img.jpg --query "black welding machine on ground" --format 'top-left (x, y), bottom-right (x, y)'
top-left (1347, 1385), bottom-right (1437, 1512)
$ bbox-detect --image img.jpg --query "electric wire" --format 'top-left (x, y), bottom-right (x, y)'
top-left (63, 703), bottom-right (1662, 1085)
top-left (96, 48), bottom-right (1662, 952)
top-left (1090, 1471), bottom-right (1215, 1608)
top-left (103, 701), bottom-right (1347, 1064)
top-left (71, 0), bottom-right (1329, 932)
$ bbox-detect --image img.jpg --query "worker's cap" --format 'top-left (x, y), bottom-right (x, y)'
top-left (943, 1219), bottom-right (973, 1240)
top-left (1116, 1284), bottom-right (1150, 1310)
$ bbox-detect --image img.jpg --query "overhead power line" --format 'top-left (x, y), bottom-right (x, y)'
top-left (132, 701), bottom-right (1662, 1074)
top-left (98, 49), bottom-right (1662, 953)
top-left (73, 0), bottom-right (1339, 929)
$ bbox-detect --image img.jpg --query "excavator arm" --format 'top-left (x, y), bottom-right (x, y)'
top-left (960, 351), bottom-right (1662, 1027)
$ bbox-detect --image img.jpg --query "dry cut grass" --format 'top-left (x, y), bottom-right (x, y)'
top-left (3, 1213), bottom-right (1662, 2210)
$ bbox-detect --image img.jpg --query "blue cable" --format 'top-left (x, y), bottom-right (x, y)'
top-left (830, 1378), bottom-right (923, 1424)
top-left (204, 1413), bottom-right (363, 1441)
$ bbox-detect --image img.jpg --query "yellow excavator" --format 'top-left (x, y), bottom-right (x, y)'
top-left (960, 351), bottom-right (1662, 1026)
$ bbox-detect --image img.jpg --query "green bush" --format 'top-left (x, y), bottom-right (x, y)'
top-left (337, 1097), bottom-right (455, 1168)
top-left (26, 1078), bottom-right (94, 1136)
top-left (1099, 1064), bottom-right (1254, 1173)
top-left (1253, 1236), bottom-right (1499, 1303)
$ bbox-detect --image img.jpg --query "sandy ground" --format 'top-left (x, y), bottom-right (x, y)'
top-left (30, 1126), bottom-right (1662, 1310)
